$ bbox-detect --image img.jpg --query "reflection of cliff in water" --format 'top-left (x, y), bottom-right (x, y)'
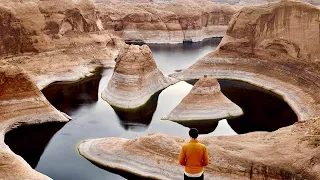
top-left (174, 121), bottom-right (219, 134)
top-left (5, 122), bottom-right (66, 168)
top-left (219, 80), bottom-right (298, 134)
top-left (112, 92), bottom-right (161, 132)
top-left (185, 79), bottom-right (298, 134)
top-left (42, 73), bottom-right (102, 114)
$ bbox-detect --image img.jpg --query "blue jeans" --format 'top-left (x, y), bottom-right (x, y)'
top-left (184, 173), bottom-right (204, 180)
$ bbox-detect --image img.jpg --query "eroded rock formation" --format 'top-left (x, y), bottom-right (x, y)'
top-left (102, 44), bottom-right (177, 108)
top-left (0, 0), bottom-right (125, 88)
top-left (162, 76), bottom-right (243, 122)
top-left (78, 117), bottom-right (320, 180)
top-left (171, 0), bottom-right (320, 121)
top-left (0, 65), bottom-right (69, 180)
top-left (94, 0), bottom-right (237, 43)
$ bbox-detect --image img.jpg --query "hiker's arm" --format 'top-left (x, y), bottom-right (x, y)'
top-left (179, 147), bottom-right (186, 166)
top-left (202, 147), bottom-right (209, 166)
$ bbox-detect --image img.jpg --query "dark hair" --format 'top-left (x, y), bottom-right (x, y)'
top-left (189, 128), bottom-right (199, 139)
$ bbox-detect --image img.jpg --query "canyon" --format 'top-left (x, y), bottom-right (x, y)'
top-left (0, 0), bottom-right (319, 179)
top-left (79, 0), bottom-right (320, 179)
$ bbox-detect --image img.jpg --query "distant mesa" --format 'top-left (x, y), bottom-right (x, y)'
top-left (102, 44), bottom-right (178, 109)
top-left (162, 76), bottom-right (243, 124)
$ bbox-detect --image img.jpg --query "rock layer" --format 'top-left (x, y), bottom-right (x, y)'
top-left (94, 0), bottom-right (237, 43)
top-left (78, 117), bottom-right (320, 180)
top-left (0, 0), bottom-right (125, 88)
top-left (102, 44), bottom-right (177, 109)
top-left (162, 76), bottom-right (243, 122)
top-left (171, 0), bottom-right (320, 121)
top-left (0, 65), bottom-right (69, 180)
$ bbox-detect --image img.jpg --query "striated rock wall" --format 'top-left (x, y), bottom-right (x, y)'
top-left (0, 0), bottom-right (109, 56)
top-left (95, 0), bottom-right (237, 43)
top-left (218, 0), bottom-right (320, 62)
top-left (171, 0), bottom-right (320, 120)
top-left (0, 65), bottom-right (69, 180)
top-left (0, 0), bottom-right (125, 88)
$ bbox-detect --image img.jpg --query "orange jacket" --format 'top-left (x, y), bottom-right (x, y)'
top-left (179, 139), bottom-right (209, 174)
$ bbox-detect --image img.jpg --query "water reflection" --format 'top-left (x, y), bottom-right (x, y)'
top-left (220, 80), bottom-right (298, 134)
top-left (173, 121), bottom-right (219, 134)
top-left (5, 122), bottom-right (66, 168)
top-left (184, 79), bottom-right (298, 133)
top-left (42, 72), bottom-right (102, 114)
top-left (112, 92), bottom-right (161, 131)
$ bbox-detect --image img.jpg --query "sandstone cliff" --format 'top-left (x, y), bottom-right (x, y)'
top-left (102, 44), bottom-right (177, 108)
top-left (171, 0), bottom-right (320, 121)
top-left (163, 76), bottom-right (243, 122)
top-left (0, 65), bottom-right (69, 180)
top-left (94, 0), bottom-right (237, 43)
top-left (0, 0), bottom-right (125, 88)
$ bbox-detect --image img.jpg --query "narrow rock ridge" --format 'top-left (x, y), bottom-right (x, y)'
top-left (162, 76), bottom-right (243, 122)
top-left (0, 65), bottom-right (69, 180)
top-left (78, 118), bottom-right (320, 180)
top-left (102, 44), bottom-right (178, 109)
top-left (94, 0), bottom-right (237, 43)
top-left (171, 0), bottom-right (320, 121)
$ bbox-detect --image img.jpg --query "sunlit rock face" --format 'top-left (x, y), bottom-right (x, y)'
top-left (171, 0), bottom-right (320, 121)
top-left (0, 65), bottom-right (69, 180)
top-left (163, 76), bottom-right (243, 122)
top-left (79, 118), bottom-right (320, 180)
top-left (102, 44), bottom-right (177, 109)
top-left (0, 0), bottom-right (125, 89)
top-left (94, 0), bottom-right (237, 43)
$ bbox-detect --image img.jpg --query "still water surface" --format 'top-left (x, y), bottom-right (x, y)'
top-left (5, 38), bottom-right (297, 180)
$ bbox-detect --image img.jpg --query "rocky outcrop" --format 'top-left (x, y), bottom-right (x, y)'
top-left (171, 0), bottom-right (320, 121)
top-left (0, 0), bottom-right (125, 88)
top-left (79, 117), bottom-right (320, 180)
top-left (94, 0), bottom-right (237, 43)
top-left (162, 76), bottom-right (243, 122)
top-left (102, 44), bottom-right (177, 109)
top-left (0, 65), bottom-right (69, 180)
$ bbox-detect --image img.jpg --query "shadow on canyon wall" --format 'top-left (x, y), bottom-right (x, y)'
top-left (41, 71), bottom-right (102, 114)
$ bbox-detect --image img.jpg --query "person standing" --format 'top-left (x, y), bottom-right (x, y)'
top-left (179, 128), bottom-right (209, 180)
